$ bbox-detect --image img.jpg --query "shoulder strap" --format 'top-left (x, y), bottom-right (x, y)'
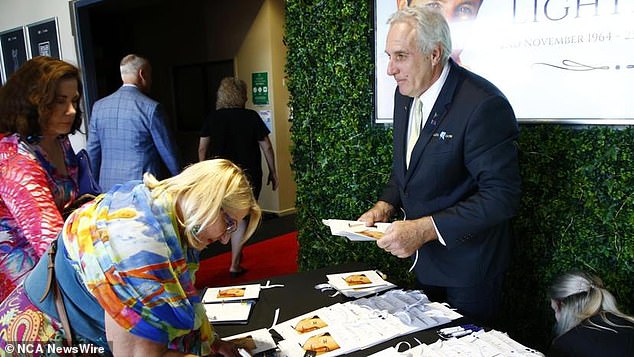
top-left (41, 239), bottom-right (76, 352)
top-left (54, 281), bottom-right (75, 350)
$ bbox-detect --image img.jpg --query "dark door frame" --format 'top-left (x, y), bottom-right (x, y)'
top-left (69, 0), bottom-right (103, 119)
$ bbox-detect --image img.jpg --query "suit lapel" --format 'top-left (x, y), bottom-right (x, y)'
top-left (405, 60), bottom-right (462, 182)
top-left (393, 91), bottom-right (413, 181)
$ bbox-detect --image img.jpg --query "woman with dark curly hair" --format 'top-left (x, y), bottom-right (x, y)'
top-left (0, 56), bottom-right (84, 301)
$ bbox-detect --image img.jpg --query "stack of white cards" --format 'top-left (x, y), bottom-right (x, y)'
top-left (203, 284), bottom-right (261, 303)
top-left (322, 219), bottom-right (392, 241)
top-left (272, 289), bottom-right (462, 357)
top-left (202, 284), bottom-right (261, 324)
top-left (326, 270), bottom-right (396, 298)
top-left (222, 328), bottom-right (278, 356)
top-left (369, 329), bottom-right (545, 357)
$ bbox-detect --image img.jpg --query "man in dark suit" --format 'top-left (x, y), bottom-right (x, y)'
top-left (87, 54), bottom-right (180, 192)
top-left (360, 6), bottom-right (521, 323)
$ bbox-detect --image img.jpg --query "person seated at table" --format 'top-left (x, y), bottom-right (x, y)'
top-left (294, 316), bottom-right (328, 333)
top-left (302, 332), bottom-right (340, 355)
top-left (0, 159), bottom-right (261, 357)
top-left (548, 271), bottom-right (634, 357)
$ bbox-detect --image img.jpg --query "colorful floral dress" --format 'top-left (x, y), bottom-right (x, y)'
top-left (0, 181), bottom-right (213, 356)
top-left (0, 133), bottom-right (78, 301)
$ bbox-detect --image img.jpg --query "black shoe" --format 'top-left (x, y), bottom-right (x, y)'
top-left (230, 268), bottom-right (247, 278)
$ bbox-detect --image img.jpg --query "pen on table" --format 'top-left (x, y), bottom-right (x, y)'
top-left (440, 326), bottom-right (462, 334)
top-left (451, 329), bottom-right (472, 338)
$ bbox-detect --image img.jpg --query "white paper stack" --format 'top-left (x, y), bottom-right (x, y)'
top-left (271, 289), bottom-right (462, 357)
top-left (203, 283), bottom-right (262, 324)
top-left (204, 301), bottom-right (255, 325)
top-left (203, 283), bottom-right (261, 303)
top-left (223, 328), bottom-right (278, 355)
top-left (322, 219), bottom-right (392, 241)
top-left (326, 269), bottom-right (396, 298)
top-left (368, 329), bottom-right (545, 356)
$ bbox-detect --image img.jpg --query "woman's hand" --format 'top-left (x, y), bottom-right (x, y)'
top-left (210, 339), bottom-right (247, 356)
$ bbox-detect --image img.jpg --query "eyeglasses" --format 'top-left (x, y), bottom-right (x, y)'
top-left (223, 211), bottom-right (238, 234)
top-left (190, 211), bottom-right (238, 240)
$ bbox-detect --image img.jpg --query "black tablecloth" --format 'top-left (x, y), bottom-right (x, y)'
top-left (210, 262), bottom-right (471, 356)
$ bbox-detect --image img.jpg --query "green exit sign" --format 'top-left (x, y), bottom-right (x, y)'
top-left (252, 72), bottom-right (269, 105)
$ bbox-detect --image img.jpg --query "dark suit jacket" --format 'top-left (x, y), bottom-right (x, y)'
top-left (549, 313), bottom-right (634, 357)
top-left (379, 59), bottom-right (521, 287)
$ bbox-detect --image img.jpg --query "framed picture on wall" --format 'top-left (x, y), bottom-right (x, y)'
top-left (26, 18), bottom-right (61, 59)
top-left (374, 1), bottom-right (634, 125)
top-left (0, 27), bottom-right (28, 84)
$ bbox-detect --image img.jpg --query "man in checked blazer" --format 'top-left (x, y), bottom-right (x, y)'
top-left (87, 54), bottom-right (181, 192)
top-left (360, 6), bottom-right (521, 324)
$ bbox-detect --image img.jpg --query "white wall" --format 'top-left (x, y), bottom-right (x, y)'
top-left (0, 0), bottom-right (85, 149)
top-left (0, 0), bottom-right (77, 63)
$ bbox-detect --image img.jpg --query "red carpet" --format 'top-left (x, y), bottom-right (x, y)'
top-left (195, 231), bottom-right (299, 288)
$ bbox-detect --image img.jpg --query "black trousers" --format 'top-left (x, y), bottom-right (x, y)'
top-left (418, 272), bottom-right (505, 326)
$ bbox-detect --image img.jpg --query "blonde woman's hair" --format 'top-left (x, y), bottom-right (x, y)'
top-left (144, 159), bottom-right (261, 250)
top-left (216, 77), bottom-right (247, 110)
top-left (549, 271), bottom-right (634, 336)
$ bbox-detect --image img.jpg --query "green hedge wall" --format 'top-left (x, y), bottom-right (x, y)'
top-left (504, 125), bottom-right (634, 348)
top-left (285, 0), bottom-right (633, 351)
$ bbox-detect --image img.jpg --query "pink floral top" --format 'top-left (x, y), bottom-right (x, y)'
top-left (0, 133), bottom-right (78, 301)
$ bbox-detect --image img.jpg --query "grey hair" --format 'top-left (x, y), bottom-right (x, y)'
top-left (549, 271), bottom-right (634, 336)
top-left (407, 0), bottom-right (485, 10)
top-left (388, 5), bottom-right (452, 64)
top-left (120, 54), bottom-right (149, 77)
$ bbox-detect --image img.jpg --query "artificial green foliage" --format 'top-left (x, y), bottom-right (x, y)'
top-left (284, 0), bottom-right (633, 351)
top-left (285, 0), bottom-right (415, 285)
top-left (502, 125), bottom-right (634, 350)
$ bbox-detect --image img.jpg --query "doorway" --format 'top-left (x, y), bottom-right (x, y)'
top-left (70, 0), bottom-right (263, 165)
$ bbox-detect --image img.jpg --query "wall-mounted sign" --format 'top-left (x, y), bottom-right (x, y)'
top-left (0, 27), bottom-right (27, 84)
top-left (252, 72), bottom-right (269, 105)
top-left (375, 1), bottom-right (634, 125)
top-left (259, 109), bottom-right (273, 132)
top-left (27, 18), bottom-right (61, 59)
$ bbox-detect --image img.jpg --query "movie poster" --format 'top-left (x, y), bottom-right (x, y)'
top-left (375, 1), bottom-right (634, 124)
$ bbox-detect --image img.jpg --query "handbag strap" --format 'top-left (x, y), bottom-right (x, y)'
top-left (41, 240), bottom-right (76, 352)
top-left (54, 281), bottom-right (75, 350)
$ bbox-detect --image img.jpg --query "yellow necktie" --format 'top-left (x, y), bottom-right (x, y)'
top-left (406, 98), bottom-right (422, 168)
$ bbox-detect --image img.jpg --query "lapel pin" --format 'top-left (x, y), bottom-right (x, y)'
top-left (433, 131), bottom-right (453, 140)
